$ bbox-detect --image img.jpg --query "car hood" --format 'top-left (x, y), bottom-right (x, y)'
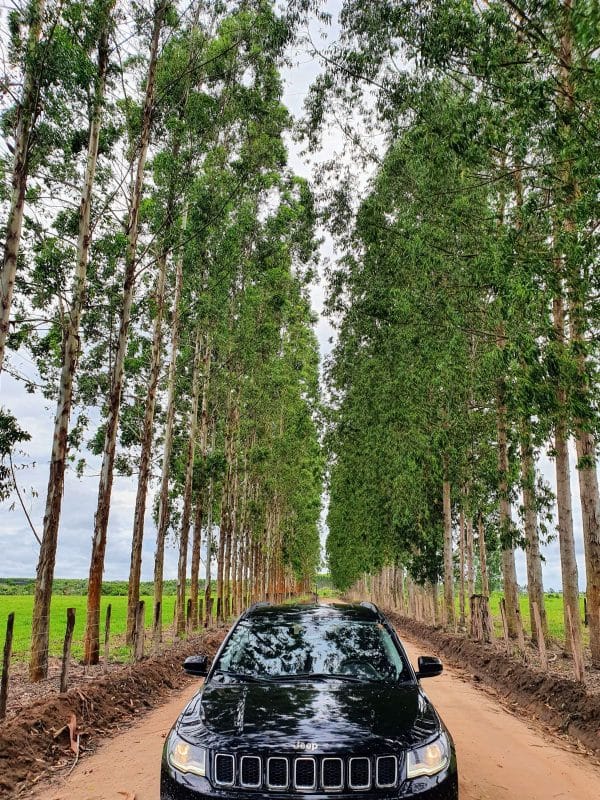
top-left (177, 680), bottom-right (439, 750)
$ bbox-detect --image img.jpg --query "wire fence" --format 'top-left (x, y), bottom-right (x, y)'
top-left (0, 594), bottom-right (223, 721)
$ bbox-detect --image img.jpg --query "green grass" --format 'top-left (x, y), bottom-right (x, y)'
top-left (0, 594), bottom-right (185, 662)
top-left (483, 592), bottom-right (587, 644)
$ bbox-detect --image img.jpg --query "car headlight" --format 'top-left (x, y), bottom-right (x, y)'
top-left (406, 733), bottom-right (449, 779)
top-left (167, 734), bottom-right (206, 776)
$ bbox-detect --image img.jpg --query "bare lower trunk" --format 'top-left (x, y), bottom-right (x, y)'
top-left (553, 294), bottom-right (583, 657)
top-left (497, 380), bottom-right (519, 637)
top-left (478, 514), bottom-right (490, 597)
top-left (459, 509), bottom-right (466, 626)
top-left (574, 429), bottom-right (600, 665)
top-left (84, 3), bottom-right (166, 665)
top-left (29, 6), bottom-right (112, 680)
top-left (126, 249), bottom-right (167, 643)
top-left (0, 0), bottom-right (45, 372)
top-left (176, 328), bottom-right (203, 636)
top-left (153, 211), bottom-right (186, 631)
top-left (466, 515), bottom-right (474, 598)
top-left (190, 494), bottom-right (203, 630)
top-left (442, 476), bottom-right (454, 628)
top-left (520, 423), bottom-right (547, 642)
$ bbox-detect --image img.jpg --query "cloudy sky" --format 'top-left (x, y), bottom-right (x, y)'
top-left (0, 1), bottom-right (588, 591)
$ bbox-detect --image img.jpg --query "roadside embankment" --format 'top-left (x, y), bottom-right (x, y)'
top-left (0, 628), bottom-right (227, 798)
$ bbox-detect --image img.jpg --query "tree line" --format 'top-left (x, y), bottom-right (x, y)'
top-left (303, 0), bottom-right (600, 669)
top-left (0, 0), bottom-right (322, 681)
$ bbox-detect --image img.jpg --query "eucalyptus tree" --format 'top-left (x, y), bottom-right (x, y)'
top-left (83, 0), bottom-right (172, 665)
top-left (28, 0), bottom-right (117, 682)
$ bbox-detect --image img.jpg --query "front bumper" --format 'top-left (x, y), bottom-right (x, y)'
top-left (160, 765), bottom-right (458, 800)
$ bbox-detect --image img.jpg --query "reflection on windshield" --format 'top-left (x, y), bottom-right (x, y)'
top-left (215, 617), bottom-right (406, 682)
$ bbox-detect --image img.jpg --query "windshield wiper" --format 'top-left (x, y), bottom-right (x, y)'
top-left (213, 670), bottom-right (263, 683)
top-left (268, 672), bottom-right (364, 683)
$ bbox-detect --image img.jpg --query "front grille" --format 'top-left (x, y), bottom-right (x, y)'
top-left (215, 753), bottom-right (235, 786)
top-left (241, 756), bottom-right (261, 787)
top-left (322, 758), bottom-right (343, 789)
top-left (349, 758), bottom-right (370, 789)
top-left (376, 756), bottom-right (397, 788)
top-left (211, 752), bottom-right (399, 792)
top-left (295, 757), bottom-right (317, 789)
top-left (267, 757), bottom-right (289, 788)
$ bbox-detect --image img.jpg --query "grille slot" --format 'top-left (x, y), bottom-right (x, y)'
top-left (376, 756), bottom-right (397, 788)
top-left (240, 756), bottom-right (261, 788)
top-left (267, 757), bottom-right (289, 789)
top-left (294, 757), bottom-right (317, 790)
top-left (321, 758), bottom-right (343, 790)
top-left (215, 753), bottom-right (235, 786)
top-left (349, 757), bottom-right (371, 790)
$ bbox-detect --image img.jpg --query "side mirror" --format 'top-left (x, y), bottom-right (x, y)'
top-left (416, 656), bottom-right (443, 679)
top-left (183, 655), bottom-right (209, 676)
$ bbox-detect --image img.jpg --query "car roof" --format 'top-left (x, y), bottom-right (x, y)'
top-left (242, 602), bottom-right (383, 623)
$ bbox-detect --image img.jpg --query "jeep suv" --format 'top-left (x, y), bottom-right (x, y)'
top-left (161, 602), bottom-right (458, 800)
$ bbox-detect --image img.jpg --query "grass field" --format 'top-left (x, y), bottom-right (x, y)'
top-left (0, 590), bottom-right (589, 664)
top-left (0, 594), bottom-right (183, 661)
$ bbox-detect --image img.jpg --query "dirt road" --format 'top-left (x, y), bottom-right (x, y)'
top-left (31, 634), bottom-right (600, 800)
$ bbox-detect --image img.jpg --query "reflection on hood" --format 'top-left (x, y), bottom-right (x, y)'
top-left (178, 681), bottom-right (439, 750)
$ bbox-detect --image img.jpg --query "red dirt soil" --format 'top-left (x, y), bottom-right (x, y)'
top-left (0, 629), bottom-right (227, 798)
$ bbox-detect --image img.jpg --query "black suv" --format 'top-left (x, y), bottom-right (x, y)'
top-left (161, 603), bottom-right (458, 800)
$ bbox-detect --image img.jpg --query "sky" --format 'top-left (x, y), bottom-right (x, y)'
top-left (0, 1), bottom-right (589, 591)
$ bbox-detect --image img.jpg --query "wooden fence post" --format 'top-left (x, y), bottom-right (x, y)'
top-left (515, 605), bottom-right (527, 661)
top-left (532, 602), bottom-right (547, 671)
top-left (583, 596), bottom-right (588, 626)
top-left (59, 608), bottom-right (76, 693)
top-left (152, 601), bottom-right (161, 653)
top-left (186, 598), bottom-right (192, 634)
top-left (0, 612), bottom-right (15, 720)
top-left (104, 603), bottom-right (112, 666)
top-left (198, 598), bottom-right (204, 631)
top-left (134, 600), bottom-right (145, 662)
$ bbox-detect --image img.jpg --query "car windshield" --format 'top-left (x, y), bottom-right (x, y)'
top-left (214, 614), bottom-right (408, 682)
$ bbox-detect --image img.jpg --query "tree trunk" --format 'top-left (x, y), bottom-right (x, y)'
top-left (458, 509), bottom-right (466, 627)
top-left (573, 429), bottom-right (600, 665)
top-left (496, 378), bottom-right (519, 637)
top-left (520, 421), bottom-right (547, 642)
top-left (176, 328), bottom-right (203, 637)
top-left (189, 337), bottom-right (211, 629)
top-left (189, 494), bottom-right (203, 630)
top-left (29, 3), bottom-right (113, 681)
top-left (553, 0), bottom-right (595, 662)
top-left (0, 0), bottom-right (45, 372)
top-left (84, 3), bottom-right (166, 665)
top-left (442, 475), bottom-right (454, 628)
top-left (478, 513), bottom-right (490, 597)
top-left (125, 248), bottom-right (168, 644)
top-left (153, 206), bottom-right (187, 631)
top-left (466, 515), bottom-right (475, 599)
top-left (553, 291), bottom-right (583, 658)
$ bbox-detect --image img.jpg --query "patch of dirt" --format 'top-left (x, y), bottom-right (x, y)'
top-left (388, 612), bottom-right (600, 755)
top-left (0, 629), bottom-right (227, 798)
